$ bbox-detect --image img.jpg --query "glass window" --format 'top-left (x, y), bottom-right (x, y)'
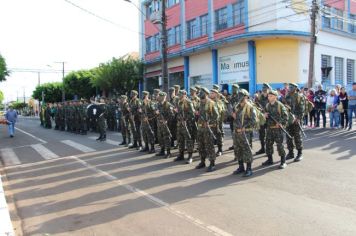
top-left (166, 0), bottom-right (180, 8)
top-left (350, 14), bottom-right (356, 33)
top-left (215, 7), bottom-right (228, 31)
top-left (347, 59), bottom-right (355, 85)
top-left (146, 37), bottom-right (151, 53)
top-left (187, 18), bottom-right (198, 40)
top-left (233, 0), bottom-right (245, 26)
top-left (200, 14), bottom-right (208, 36)
top-left (334, 57), bottom-right (344, 85)
top-left (168, 29), bottom-right (175, 47)
top-left (175, 25), bottom-right (181, 44)
top-left (333, 8), bottom-right (344, 31)
top-left (155, 34), bottom-right (160, 51)
top-left (321, 55), bottom-right (332, 84)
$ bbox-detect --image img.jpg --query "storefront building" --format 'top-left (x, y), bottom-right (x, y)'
top-left (139, 0), bottom-right (356, 94)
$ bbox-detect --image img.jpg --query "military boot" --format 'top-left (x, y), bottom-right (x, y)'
top-left (164, 149), bottom-right (171, 159)
top-left (228, 145), bottom-right (234, 150)
top-left (174, 151), bottom-right (184, 162)
top-left (216, 145), bottom-right (223, 157)
top-left (129, 140), bottom-right (138, 149)
top-left (195, 161), bottom-right (206, 169)
top-left (243, 163), bottom-right (253, 177)
top-left (126, 137), bottom-right (131, 147)
top-left (156, 148), bottom-right (165, 156)
top-left (207, 160), bottom-right (216, 172)
top-left (120, 137), bottom-right (127, 146)
top-left (96, 135), bottom-right (102, 141)
top-left (233, 161), bottom-right (245, 175)
top-left (137, 141), bottom-right (143, 151)
top-left (262, 155), bottom-right (274, 166)
top-left (279, 155), bottom-right (287, 169)
top-left (149, 144), bottom-right (156, 154)
top-left (140, 144), bottom-right (149, 152)
top-left (294, 149), bottom-right (303, 162)
top-left (100, 134), bottom-right (106, 141)
top-left (255, 141), bottom-right (265, 155)
top-left (286, 151), bottom-right (294, 160)
top-left (186, 153), bottom-right (193, 164)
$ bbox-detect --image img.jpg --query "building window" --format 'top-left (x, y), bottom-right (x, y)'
top-left (200, 14), bottom-right (208, 36)
top-left (333, 8), bottom-right (344, 31)
top-left (187, 18), bottom-right (199, 40)
top-left (322, 6), bottom-right (331, 28)
top-left (334, 57), bottom-right (344, 85)
top-left (215, 7), bottom-right (228, 31)
top-left (233, 0), bottom-right (245, 26)
top-left (166, 0), bottom-right (180, 8)
top-left (350, 14), bottom-right (356, 33)
top-left (175, 25), bottom-right (181, 44)
top-left (321, 55), bottom-right (332, 84)
top-left (155, 34), bottom-right (160, 51)
top-left (168, 25), bottom-right (181, 46)
top-left (347, 59), bottom-right (355, 85)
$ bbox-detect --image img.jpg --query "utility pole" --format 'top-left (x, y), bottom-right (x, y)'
top-left (38, 72), bottom-right (41, 85)
top-left (308, 0), bottom-right (318, 88)
top-left (161, 0), bottom-right (169, 93)
top-left (55, 62), bottom-right (66, 102)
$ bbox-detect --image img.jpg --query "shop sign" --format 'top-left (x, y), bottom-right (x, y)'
top-left (219, 53), bottom-right (249, 84)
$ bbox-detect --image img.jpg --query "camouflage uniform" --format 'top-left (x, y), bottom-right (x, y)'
top-left (168, 87), bottom-right (178, 148)
top-left (152, 89), bottom-right (161, 144)
top-left (228, 84), bottom-right (242, 150)
top-left (232, 90), bottom-right (257, 177)
top-left (140, 92), bottom-right (156, 153)
top-left (53, 103), bottom-right (60, 130)
top-left (45, 104), bottom-right (52, 129)
top-left (97, 100), bottom-right (107, 141)
top-left (174, 90), bottom-right (195, 163)
top-left (285, 83), bottom-right (305, 161)
top-left (80, 101), bottom-right (88, 134)
top-left (107, 100), bottom-right (116, 131)
top-left (212, 90), bottom-right (226, 156)
top-left (264, 93), bottom-right (289, 168)
top-left (196, 88), bottom-right (219, 172)
top-left (156, 92), bottom-right (174, 158)
top-left (189, 88), bottom-right (200, 146)
top-left (255, 87), bottom-right (270, 154)
top-left (119, 96), bottom-right (131, 146)
top-left (129, 91), bottom-right (142, 149)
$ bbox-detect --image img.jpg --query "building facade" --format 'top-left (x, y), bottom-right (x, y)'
top-left (139, 0), bottom-right (356, 94)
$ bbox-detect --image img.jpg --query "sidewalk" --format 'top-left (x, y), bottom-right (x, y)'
top-left (0, 174), bottom-right (15, 236)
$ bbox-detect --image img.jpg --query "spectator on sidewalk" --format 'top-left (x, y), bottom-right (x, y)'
top-left (307, 89), bottom-right (316, 127)
top-left (347, 82), bottom-right (356, 131)
top-left (314, 84), bottom-right (327, 128)
top-left (326, 89), bottom-right (340, 129)
top-left (339, 87), bottom-right (349, 129)
top-left (5, 105), bottom-right (18, 138)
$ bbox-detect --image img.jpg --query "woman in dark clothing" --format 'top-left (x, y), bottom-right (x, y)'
top-left (307, 89), bottom-right (316, 127)
top-left (339, 87), bottom-right (349, 129)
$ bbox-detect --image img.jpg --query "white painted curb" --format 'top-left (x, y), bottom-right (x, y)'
top-left (0, 175), bottom-right (15, 236)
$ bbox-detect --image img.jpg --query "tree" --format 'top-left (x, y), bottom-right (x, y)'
top-left (0, 54), bottom-right (10, 82)
top-left (32, 82), bottom-right (70, 103)
top-left (0, 90), bottom-right (4, 104)
top-left (91, 56), bottom-right (143, 96)
top-left (63, 70), bottom-right (96, 99)
top-left (11, 101), bottom-right (27, 110)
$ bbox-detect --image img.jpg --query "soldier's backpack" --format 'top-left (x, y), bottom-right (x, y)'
top-left (266, 101), bottom-right (294, 126)
top-left (243, 101), bottom-right (266, 129)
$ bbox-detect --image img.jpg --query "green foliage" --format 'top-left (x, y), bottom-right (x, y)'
top-left (0, 90), bottom-right (4, 104)
top-left (63, 70), bottom-right (96, 99)
top-left (0, 54), bottom-right (10, 82)
top-left (32, 82), bottom-right (70, 103)
top-left (11, 101), bottom-right (27, 110)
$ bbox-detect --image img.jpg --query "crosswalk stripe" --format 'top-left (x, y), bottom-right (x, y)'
top-left (0, 148), bottom-right (21, 165)
top-left (31, 144), bottom-right (59, 160)
top-left (61, 140), bottom-right (96, 153)
top-left (88, 136), bottom-right (120, 146)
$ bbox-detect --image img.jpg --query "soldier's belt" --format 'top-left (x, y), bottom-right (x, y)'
top-left (235, 128), bottom-right (253, 133)
top-left (268, 125), bottom-right (280, 129)
top-left (197, 123), bottom-right (216, 128)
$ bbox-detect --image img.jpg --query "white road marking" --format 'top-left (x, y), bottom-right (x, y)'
top-left (70, 156), bottom-right (233, 236)
top-left (0, 148), bottom-right (21, 166)
top-left (61, 140), bottom-right (96, 153)
top-left (0, 174), bottom-right (15, 236)
top-left (15, 127), bottom-right (46, 143)
top-left (88, 136), bottom-right (120, 146)
top-left (31, 144), bottom-right (59, 160)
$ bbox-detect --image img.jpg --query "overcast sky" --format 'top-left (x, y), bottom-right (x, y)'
top-left (0, 0), bottom-right (139, 102)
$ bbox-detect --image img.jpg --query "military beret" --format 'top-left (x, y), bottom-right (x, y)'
top-left (174, 85), bottom-right (180, 89)
top-left (289, 83), bottom-right (298, 88)
top-left (190, 87), bottom-right (197, 92)
top-left (210, 89), bottom-right (219, 94)
top-left (232, 84), bottom-right (239, 89)
top-left (159, 92), bottom-right (167, 97)
top-left (169, 87), bottom-right (175, 92)
top-left (179, 90), bottom-right (187, 96)
top-left (239, 89), bottom-right (249, 97)
top-left (142, 91), bottom-right (149, 96)
top-left (154, 89), bottom-right (161, 93)
top-left (121, 95), bottom-right (128, 99)
top-left (195, 85), bottom-right (201, 90)
top-left (131, 90), bottom-right (138, 95)
top-left (268, 90), bottom-right (278, 96)
top-left (201, 87), bottom-right (210, 94)
top-left (213, 84), bottom-right (220, 90)
top-left (263, 83), bottom-right (272, 90)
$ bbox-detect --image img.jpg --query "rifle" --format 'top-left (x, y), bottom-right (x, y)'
top-left (178, 111), bottom-right (192, 140)
top-left (159, 113), bottom-right (172, 138)
top-left (130, 115), bottom-right (137, 133)
top-left (200, 115), bottom-right (216, 140)
top-left (236, 117), bottom-right (253, 155)
top-left (268, 115), bottom-right (292, 139)
top-left (284, 104), bottom-right (307, 139)
top-left (143, 104), bottom-right (155, 137)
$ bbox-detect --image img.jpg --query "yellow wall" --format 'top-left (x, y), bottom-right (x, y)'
top-left (256, 38), bottom-right (299, 84)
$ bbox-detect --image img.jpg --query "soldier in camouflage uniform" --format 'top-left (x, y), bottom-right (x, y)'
top-left (89, 98), bottom-right (97, 132)
top-left (152, 88), bottom-right (160, 144)
top-left (107, 99), bottom-right (116, 131)
top-left (155, 92), bottom-right (174, 158)
top-left (210, 89), bottom-right (225, 156)
top-left (128, 90), bottom-right (142, 150)
top-left (57, 102), bottom-right (65, 131)
top-left (119, 95), bottom-right (131, 146)
top-left (228, 84), bottom-right (241, 150)
top-left (254, 83), bottom-right (271, 155)
top-left (96, 97), bottom-right (107, 141)
top-left (45, 103), bottom-right (52, 129)
top-left (74, 101), bottom-right (81, 134)
top-left (168, 87), bottom-right (178, 148)
top-left (232, 89), bottom-right (257, 177)
top-left (80, 99), bottom-right (88, 135)
top-left (174, 90), bottom-right (195, 164)
top-left (190, 87), bottom-right (200, 147)
top-left (284, 83), bottom-right (305, 162)
top-left (139, 91), bottom-right (156, 153)
top-left (263, 90), bottom-right (289, 169)
top-left (195, 88), bottom-right (219, 172)
top-left (53, 103), bottom-right (59, 130)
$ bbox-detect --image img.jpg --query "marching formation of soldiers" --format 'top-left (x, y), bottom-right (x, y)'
top-left (40, 82), bottom-right (307, 177)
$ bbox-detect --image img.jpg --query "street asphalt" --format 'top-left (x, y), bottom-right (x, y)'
top-left (0, 117), bottom-right (355, 236)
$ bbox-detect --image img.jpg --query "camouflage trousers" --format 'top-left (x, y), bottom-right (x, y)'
top-left (266, 128), bottom-right (286, 157)
top-left (129, 118), bottom-right (142, 142)
top-left (233, 131), bottom-right (253, 163)
top-left (177, 123), bottom-right (194, 154)
top-left (141, 119), bottom-right (155, 146)
top-left (81, 117), bottom-right (88, 132)
top-left (286, 123), bottom-right (303, 151)
top-left (214, 120), bottom-right (224, 146)
top-left (157, 121), bottom-right (171, 150)
top-left (120, 117), bottom-right (131, 140)
top-left (232, 130), bottom-right (252, 158)
top-left (197, 127), bottom-right (215, 162)
top-left (258, 124), bottom-right (267, 144)
top-left (97, 117), bottom-right (107, 137)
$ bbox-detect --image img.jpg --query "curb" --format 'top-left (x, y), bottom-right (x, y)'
top-left (0, 174), bottom-right (15, 236)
